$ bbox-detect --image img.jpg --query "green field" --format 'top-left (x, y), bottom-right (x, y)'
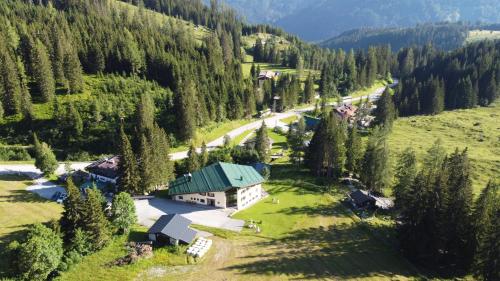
top-left (0, 175), bottom-right (63, 276)
top-left (466, 29), bottom-right (500, 44)
top-left (389, 101), bottom-right (500, 194)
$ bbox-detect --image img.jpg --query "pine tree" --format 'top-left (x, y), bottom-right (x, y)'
top-left (60, 177), bottom-right (85, 244)
top-left (30, 40), bottom-right (55, 102)
top-left (255, 121), bottom-right (270, 162)
top-left (186, 143), bottom-right (200, 172)
top-left (200, 141), bottom-right (209, 167)
top-left (176, 80), bottom-right (197, 141)
top-left (68, 103), bottom-right (83, 137)
top-left (393, 147), bottom-right (417, 211)
top-left (326, 114), bottom-right (347, 179)
top-left (0, 46), bottom-right (21, 115)
top-left (138, 134), bottom-right (154, 194)
top-left (117, 125), bottom-right (140, 194)
top-left (149, 123), bottom-right (173, 188)
top-left (441, 148), bottom-right (475, 268)
top-left (472, 181), bottom-right (499, 281)
top-left (136, 93), bottom-right (155, 136)
top-left (374, 88), bottom-right (396, 129)
top-left (361, 127), bottom-right (391, 194)
top-left (83, 188), bottom-right (111, 251)
top-left (345, 126), bottom-right (363, 176)
top-left (64, 46), bottom-right (84, 94)
top-left (304, 73), bottom-right (315, 104)
top-left (287, 118), bottom-right (306, 165)
top-left (33, 135), bottom-right (58, 176)
top-left (16, 57), bottom-right (34, 121)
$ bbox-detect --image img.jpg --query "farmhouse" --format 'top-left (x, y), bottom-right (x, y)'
top-left (85, 155), bottom-right (120, 184)
top-left (336, 104), bottom-right (357, 120)
top-left (147, 214), bottom-right (197, 245)
top-left (168, 162), bottom-right (265, 210)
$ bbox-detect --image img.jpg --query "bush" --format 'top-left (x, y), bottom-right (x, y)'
top-left (0, 146), bottom-right (32, 161)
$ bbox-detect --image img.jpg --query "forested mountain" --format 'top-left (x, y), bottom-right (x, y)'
top-left (222, 0), bottom-right (500, 41)
top-left (320, 23), bottom-right (470, 51)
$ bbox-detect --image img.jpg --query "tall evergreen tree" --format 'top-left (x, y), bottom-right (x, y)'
top-left (176, 80), bottom-right (197, 141)
top-left (287, 118), bottom-right (307, 165)
top-left (0, 46), bottom-right (21, 115)
top-left (472, 180), bottom-right (499, 281)
top-left (374, 88), bottom-right (396, 128)
top-left (60, 177), bottom-right (85, 244)
top-left (63, 46), bottom-right (84, 94)
top-left (117, 125), bottom-right (140, 194)
top-left (304, 73), bottom-right (315, 104)
top-left (200, 141), bottom-right (209, 167)
top-left (138, 134), bottom-right (154, 194)
top-left (136, 93), bottom-right (155, 136)
top-left (361, 127), bottom-right (391, 193)
top-left (393, 147), bottom-right (418, 211)
top-left (30, 40), bottom-right (55, 102)
top-left (345, 126), bottom-right (363, 176)
top-left (255, 121), bottom-right (270, 162)
top-left (186, 143), bottom-right (200, 172)
top-left (83, 188), bottom-right (111, 251)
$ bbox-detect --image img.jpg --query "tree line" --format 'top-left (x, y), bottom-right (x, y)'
top-left (394, 141), bottom-right (499, 280)
top-left (394, 41), bottom-right (500, 116)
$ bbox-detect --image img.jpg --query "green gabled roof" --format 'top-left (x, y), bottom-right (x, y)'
top-left (168, 162), bottom-right (264, 195)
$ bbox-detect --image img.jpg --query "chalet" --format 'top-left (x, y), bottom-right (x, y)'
top-left (168, 162), bottom-right (265, 210)
top-left (85, 155), bottom-right (120, 184)
top-left (147, 214), bottom-right (197, 245)
top-left (258, 70), bottom-right (278, 80)
top-left (335, 104), bottom-right (357, 120)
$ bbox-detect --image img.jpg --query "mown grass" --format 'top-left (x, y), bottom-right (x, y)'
top-left (170, 118), bottom-right (256, 152)
top-left (0, 174), bottom-right (63, 277)
top-left (389, 101), bottom-right (500, 194)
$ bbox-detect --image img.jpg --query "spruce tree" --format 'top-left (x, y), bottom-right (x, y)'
top-left (33, 135), bottom-right (58, 176)
top-left (117, 125), bottom-right (140, 194)
top-left (255, 121), bottom-right (270, 162)
top-left (287, 118), bottom-right (306, 165)
top-left (374, 88), bottom-right (396, 129)
top-left (60, 177), bottom-right (85, 244)
top-left (0, 46), bottom-right (21, 115)
top-left (83, 188), bottom-right (111, 251)
top-left (361, 127), bottom-right (391, 194)
top-left (393, 147), bottom-right (417, 211)
top-left (176, 80), bottom-right (197, 141)
top-left (345, 126), bottom-right (363, 176)
top-left (138, 134), bottom-right (154, 194)
top-left (149, 123), bottom-right (173, 187)
top-left (30, 40), bottom-right (55, 102)
top-left (200, 141), bottom-right (209, 167)
top-left (63, 46), bottom-right (84, 94)
top-left (472, 180), bottom-right (499, 281)
top-left (304, 74), bottom-right (315, 104)
top-left (136, 93), bottom-right (155, 136)
top-left (186, 143), bottom-right (200, 172)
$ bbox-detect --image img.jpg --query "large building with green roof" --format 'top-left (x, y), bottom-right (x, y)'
top-left (168, 162), bottom-right (265, 210)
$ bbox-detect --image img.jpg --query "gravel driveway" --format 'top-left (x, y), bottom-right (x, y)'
top-left (134, 198), bottom-right (245, 232)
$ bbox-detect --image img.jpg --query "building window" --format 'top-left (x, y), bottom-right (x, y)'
top-left (207, 193), bottom-right (215, 197)
top-left (200, 199), bottom-right (205, 203)
top-left (178, 196), bottom-right (183, 200)
top-left (199, 192), bottom-right (207, 196)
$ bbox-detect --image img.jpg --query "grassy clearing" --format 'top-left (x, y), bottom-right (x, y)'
top-left (279, 115), bottom-right (298, 124)
top-left (170, 118), bottom-right (256, 152)
top-left (0, 175), bottom-right (63, 276)
top-left (113, 0), bottom-right (210, 42)
top-left (56, 225), bottom-right (190, 281)
top-left (466, 29), bottom-right (500, 44)
top-left (155, 165), bottom-right (421, 280)
top-left (389, 101), bottom-right (500, 194)
top-left (241, 33), bottom-right (291, 50)
top-left (230, 128), bottom-right (255, 146)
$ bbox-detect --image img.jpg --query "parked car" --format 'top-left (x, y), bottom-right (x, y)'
top-left (56, 193), bottom-right (68, 204)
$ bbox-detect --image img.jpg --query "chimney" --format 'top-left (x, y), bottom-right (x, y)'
top-left (188, 173), bottom-right (192, 182)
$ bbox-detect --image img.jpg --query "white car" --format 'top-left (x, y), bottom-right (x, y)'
top-left (56, 193), bottom-right (68, 204)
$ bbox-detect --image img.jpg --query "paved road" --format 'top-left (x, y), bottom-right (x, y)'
top-left (170, 84), bottom-right (391, 160)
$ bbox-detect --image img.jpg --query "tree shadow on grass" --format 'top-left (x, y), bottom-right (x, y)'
top-left (224, 223), bottom-right (422, 280)
top-left (0, 189), bottom-right (50, 203)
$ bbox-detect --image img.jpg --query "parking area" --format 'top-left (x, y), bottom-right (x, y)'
top-left (134, 198), bottom-right (244, 232)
